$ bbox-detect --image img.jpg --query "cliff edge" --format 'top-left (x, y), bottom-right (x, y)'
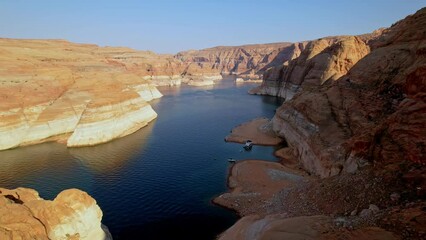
top-left (0, 39), bottom-right (163, 150)
top-left (217, 7), bottom-right (426, 240)
top-left (0, 187), bottom-right (110, 240)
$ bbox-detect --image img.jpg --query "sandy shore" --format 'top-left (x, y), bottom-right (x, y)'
top-left (214, 154), bottom-right (425, 239)
top-left (224, 118), bottom-right (283, 145)
top-left (213, 160), bottom-right (306, 216)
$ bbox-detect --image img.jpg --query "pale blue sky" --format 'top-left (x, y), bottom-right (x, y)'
top-left (0, 0), bottom-right (424, 53)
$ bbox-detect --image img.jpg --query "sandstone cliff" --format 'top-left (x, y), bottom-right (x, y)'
top-left (0, 38), bottom-right (296, 150)
top-left (216, 8), bottom-right (426, 240)
top-left (0, 188), bottom-right (110, 240)
top-left (250, 35), bottom-right (372, 100)
top-left (271, 7), bottom-right (426, 177)
top-left (0, 39), bottom-right (164, 150)
top-left (175, 42), bottom-right (293, 80)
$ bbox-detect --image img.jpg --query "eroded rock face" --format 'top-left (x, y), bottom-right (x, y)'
top-left (250, 36), bottom-right (371, 100)
top-left (271, 8), bottom-right (426, 177)
top-left (175, 42), bottom-right (293, 80)
top-left (0, 39), bottom-right (164, 150)
top-left (0, 38), bottom-right (295, 150)
top-left (0, 188), bottom-right (108, 240)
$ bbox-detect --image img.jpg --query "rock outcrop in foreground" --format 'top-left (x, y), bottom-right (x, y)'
top-left (0, 188), bottom-right (110, 240)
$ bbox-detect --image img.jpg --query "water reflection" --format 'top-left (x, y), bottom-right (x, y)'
top-left (157, 75), bottom-right (238, 97)
top-left (0, 142), bottom-right (74, 185)
top-left (0, 121), bottom-right (156, 188)
top-left (69, 121), bottom-right (155, 174)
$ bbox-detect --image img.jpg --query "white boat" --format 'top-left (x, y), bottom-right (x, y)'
top-left (243, 140), bottom-right (253, 151)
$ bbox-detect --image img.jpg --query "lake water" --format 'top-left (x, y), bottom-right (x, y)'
top-left (0, 77), bottom-right (284, 239)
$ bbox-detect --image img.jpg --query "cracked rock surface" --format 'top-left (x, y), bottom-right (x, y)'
top-left (0, 187), bottom-right (109, 240)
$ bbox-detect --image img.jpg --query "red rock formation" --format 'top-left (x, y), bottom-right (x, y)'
top-left (271, 8), bottom-right (426, 177)
top-left (250, 35), bottom-right (371, 100)
top-left (175, 42), bottom-right (293, 79)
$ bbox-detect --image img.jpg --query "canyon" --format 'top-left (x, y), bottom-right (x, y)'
top-left (0, 38), bottom-right (288, 151)
top-left (216, 7), bottom-right (426, 240)
top-left (0, 6), bottom-right (425, 240)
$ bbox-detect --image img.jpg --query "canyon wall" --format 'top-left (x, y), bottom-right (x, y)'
top-left (218, 8), bottom-right (426, 240)
top-left (0, 39), bottom-right (164, 150)
top-left (249, 33), bottom-right (383, 100)
top-left (268, 8), bottom-right (426, 177)
top-left (175, 42), bottom-right (293, 80)
top-left (0, 187), bottom-right (110, 240)
top-left (0, 38), bottom-right (298, 150)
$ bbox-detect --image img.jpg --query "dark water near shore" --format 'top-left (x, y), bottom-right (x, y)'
top-left (0, 77), bottom-right (284, 239)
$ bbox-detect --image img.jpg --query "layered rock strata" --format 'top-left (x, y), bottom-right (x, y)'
top-left (0, 39), bottom-right (163, 150)
top-left (250, 36), bottom-right (371, 100)
top-left (175, 42), bottom-right (293, 80)
top-left (0, 38), bottom-right (297, 150)
top-left (271, 7), bottom-right (426, 177)
top-left (217, 7), bottom-right (426, 240)
top-left (0, 187), bottom-right (110, 240)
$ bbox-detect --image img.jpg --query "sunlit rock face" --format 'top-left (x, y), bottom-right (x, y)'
top-left (271, 8), bottom-right (426, 177)
top-left (67, 93), bottom-right (157, 147)
top-left (0, 188), bottom-right (108, 240)
top-left (175, 42), bottom-right (294, 80)
top-left (0, 38), bottom-right (298, 150)
top-left (0, 39), bottom-right (165, 150)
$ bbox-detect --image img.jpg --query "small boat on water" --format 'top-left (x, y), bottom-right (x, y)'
top-left (243, 140), bottom-right (253, 151)
top-left (227, 158), bottom-right (236, 163)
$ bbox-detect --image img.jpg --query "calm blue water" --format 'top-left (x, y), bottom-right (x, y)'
top-left (0, 78), bottom-right (284, 239)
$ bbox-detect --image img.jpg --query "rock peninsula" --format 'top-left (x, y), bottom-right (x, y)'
top-left (0, 39), bottom-right (167, 150)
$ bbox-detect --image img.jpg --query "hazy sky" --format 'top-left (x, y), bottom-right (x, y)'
top-left (0, 0), bottom-right (425, 53)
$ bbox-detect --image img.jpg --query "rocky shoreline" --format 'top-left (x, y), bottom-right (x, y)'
top-left (0, 37), bottom-right (289, 151)
top-left (216, 124), bottom-right (425, 239)
top-left (224, 118), bottom-right (282, 146)
top-left (1, 6), bottom-right (424, 240)
top-left (0, 188), bottom-right (110, 240)
top-left (215, 7), bottom-right (426, 240)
